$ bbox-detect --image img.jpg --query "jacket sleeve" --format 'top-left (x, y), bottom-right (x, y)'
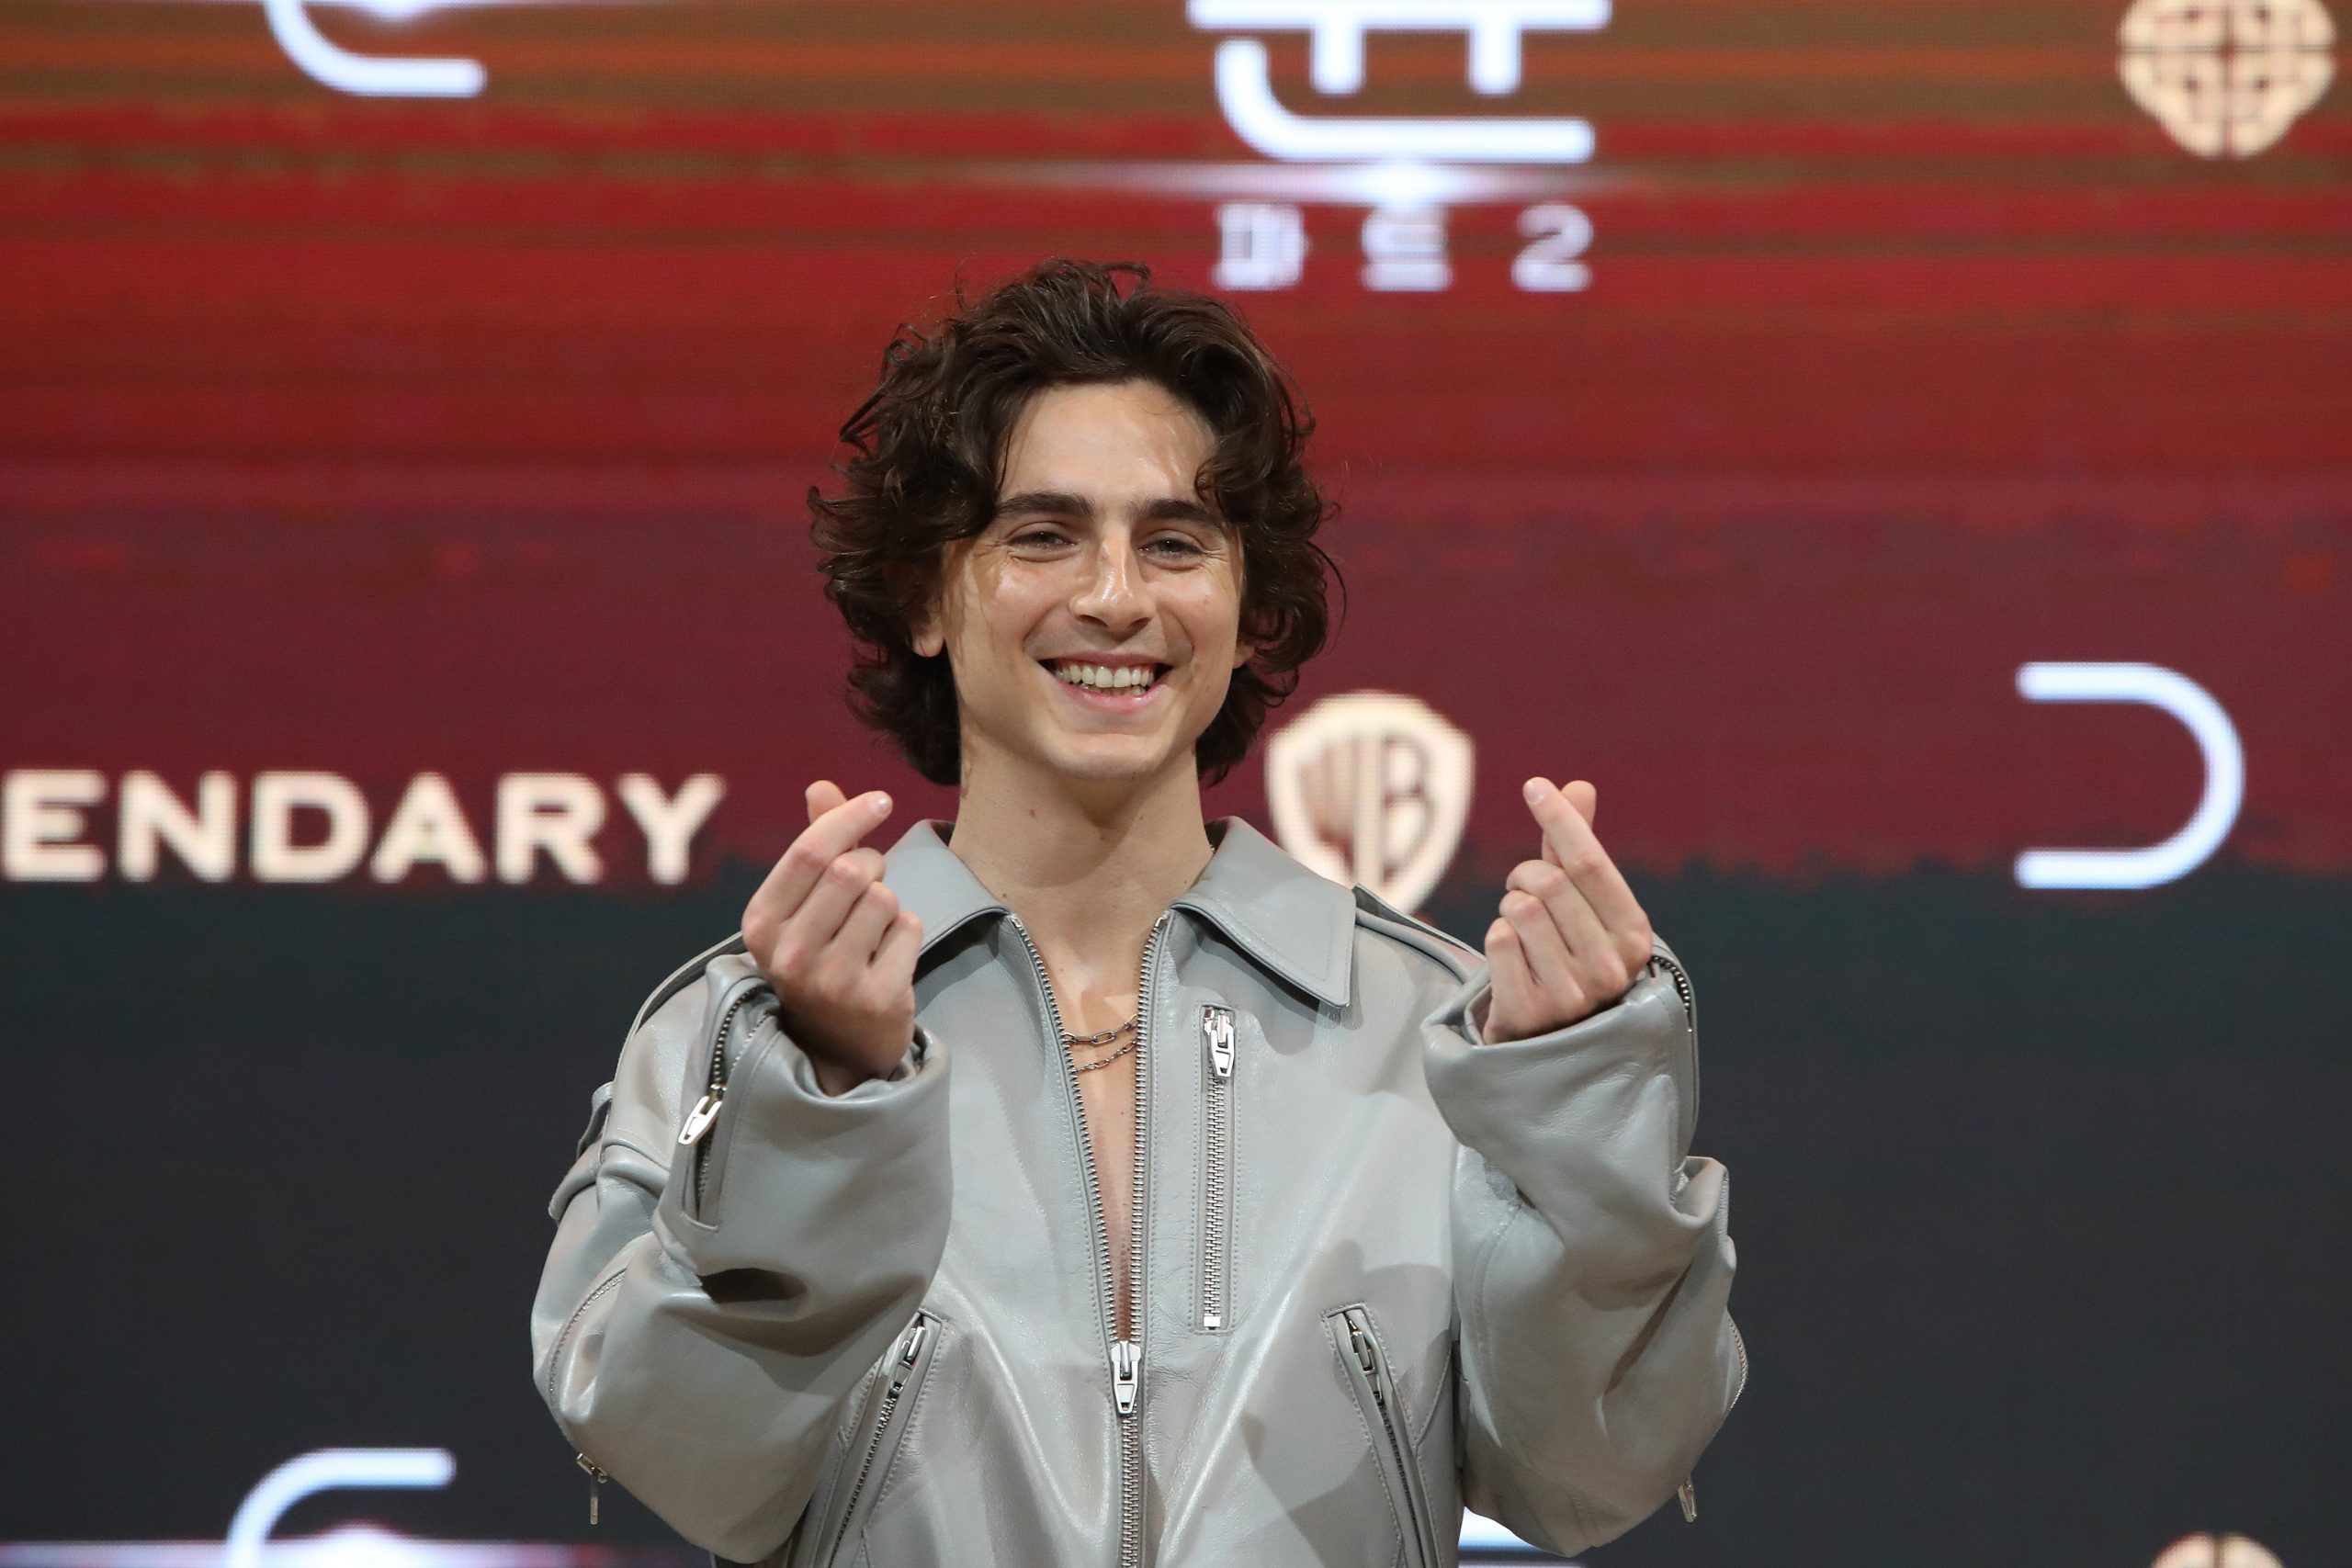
top-left (529, 949), bottom-right (954, 1560)
top-left (1420, 935), bottom-right (1745, 1556)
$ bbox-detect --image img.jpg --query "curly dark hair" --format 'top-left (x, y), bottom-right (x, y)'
top-left (808, 258), bottom-right (1338, 787)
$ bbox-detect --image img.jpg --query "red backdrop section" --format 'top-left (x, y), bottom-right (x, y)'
top-left (5, 0), bottom-right (2346, 888)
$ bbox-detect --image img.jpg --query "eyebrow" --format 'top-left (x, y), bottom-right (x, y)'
top-left (992, 490), bottom-right (1223, 527)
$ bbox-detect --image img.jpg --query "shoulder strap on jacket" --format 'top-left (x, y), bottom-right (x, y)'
top-left (1349, 885), bottom-right (1479, 984)
top-left (626, 930), bottom-right (749, 1040)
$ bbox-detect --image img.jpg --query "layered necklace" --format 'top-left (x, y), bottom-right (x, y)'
top-left (1061, 1015), bottom-right (1139, 1072)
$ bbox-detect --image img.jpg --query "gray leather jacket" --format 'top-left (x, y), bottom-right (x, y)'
top-left (532, 818), bottom-right (1745, 1566)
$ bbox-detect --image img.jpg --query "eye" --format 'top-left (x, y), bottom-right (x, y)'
top-left (1145, 533), bottom-right (1206, 560)
top-left (1008, 525), bottom-right (1073, 550)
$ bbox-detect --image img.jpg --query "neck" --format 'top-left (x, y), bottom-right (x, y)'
top-left (947, 749), bottom-right (1214, 994)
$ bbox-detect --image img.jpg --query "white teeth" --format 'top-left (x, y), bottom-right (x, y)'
top-left (1054, 661), bottom-right (1155, 692)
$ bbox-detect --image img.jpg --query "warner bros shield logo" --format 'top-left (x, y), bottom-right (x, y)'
top-left (1265, 692), bottom-right (1474, 913)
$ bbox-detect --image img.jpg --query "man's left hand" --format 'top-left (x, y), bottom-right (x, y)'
top-left (1482, 776), bottom-right (1657, 1044)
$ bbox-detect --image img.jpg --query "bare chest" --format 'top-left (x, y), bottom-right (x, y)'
top-left (1070, 1049), bottom-right (1141, 1341)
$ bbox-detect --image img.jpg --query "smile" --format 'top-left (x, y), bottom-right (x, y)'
top-left (1044, 658), bottom-right (1170, 699)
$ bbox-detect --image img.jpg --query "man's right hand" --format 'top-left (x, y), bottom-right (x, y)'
top-left (740, 781), bottom-right (924, 1095)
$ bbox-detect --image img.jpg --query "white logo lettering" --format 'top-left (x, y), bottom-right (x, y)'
top-left (261, 0), bottom-right (485, 99)
top-left (2, 770), bottom-right (728, 886)
top-left (616, 772), bottom-right (728, 886)
top-left (227, 1448), bottom-right (455, 1568)
top-left (2014, 661), bottom-right (2244, 889)
top-left (1362, 204), bottom-right (1453, 290)
top-left (371, 771), bottom-right (489, 883)
top-left (1215, 202), bottom-right (1312, 290)
top-left (496, 773), bottom-right (607, 885)
top-left (119, 769), bottom-right (240, 883)
top-left (3, 769), bottom-right (108, 882)
top-left (251, 771), bottom-right (373, 884)
top-left (1192, 0), bottom-right (1606, 164)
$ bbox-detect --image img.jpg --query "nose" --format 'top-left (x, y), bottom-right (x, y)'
top-left (1070, 532), bottom-right (1150, 636)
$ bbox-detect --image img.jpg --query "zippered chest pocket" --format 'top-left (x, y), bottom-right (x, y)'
top-left (819, 1309), bottom-right (944, 1568)
top-left (1328, 1304), bottom-right (1442, 1568)
top-left (1199, 1003), bottom-right (1238, 1332)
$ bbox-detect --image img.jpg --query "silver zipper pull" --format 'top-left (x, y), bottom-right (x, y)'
top-left (678, 1089), bottom-right (724, 1145)
top-left (1111, 1337), bottom-right (1141, 1416)
top-left (576, 1453), bottom-right (607, 1525)
top-left (1346, 1314), bottom-right (1383, 1392)
top-left (891, 1315), bottom-right (932, 1388)
top-left (1678, 1476), bottom-right (1698, 1522)
top-left (1203, 1006), bottom-right (1235, 1080)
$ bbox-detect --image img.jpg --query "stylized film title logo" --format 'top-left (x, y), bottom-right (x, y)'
top-left (1266, 691), bottom-right (1473, 912)
top-left (262, 0), bottom-right (485, 97)
top-left (1190, 0), bottom-right (1607, 163)
top-left (1191, 2), bottom-right (1606, 293)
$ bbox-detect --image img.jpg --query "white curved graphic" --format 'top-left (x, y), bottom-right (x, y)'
top-left (224, 1449), bottom-right (456, 1568)
top-left (2014, 661), bottom-right (2244, 889)
top-left (1189, 0), bottom-right (1611, 95)
top-left (1211, 39), bottom-right (1595, 163)
top-left (2150, 1533), bottom-right (2286, 1568)
top-left (261, 0), bottom-right (486, 97)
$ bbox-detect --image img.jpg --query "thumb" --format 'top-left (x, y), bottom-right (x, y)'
top-left (805, 779), bottom-right (850, 826)
top-left (1527, 775), bottom-right (1565, 867)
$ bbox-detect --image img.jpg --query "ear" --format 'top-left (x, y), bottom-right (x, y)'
top-left (1230, 636), bottom-right (1255, 671)
top-left (901, 570), bottom-right (945, 658)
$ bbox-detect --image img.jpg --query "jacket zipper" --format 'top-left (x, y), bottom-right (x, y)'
top-left (1646, 948), bottom-right (1695, 1031)
top-left (1650, 944), bottom-right (1722, 1527)
top-left (677, 985), bottom-right (756, 1214)
top-left (1332, 1305), bottom-right (1438, 1568)
top-left (1645, 947), bottom-right (1699, 1147)
top-left (1678, 1318), bottom-right (1750, 1522)
top-left (822, 1310), bottom-right (936, 1566)
top-left (549, 1266), bottom-right (628, 1525)
top-left (1199, 1005), bottom-right (1235, 1332)
top-left (1008, 910), bottom-right (1168, 1568)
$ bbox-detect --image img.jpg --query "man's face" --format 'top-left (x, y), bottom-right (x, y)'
top-left (914, 378), bottom-right (1250, 792)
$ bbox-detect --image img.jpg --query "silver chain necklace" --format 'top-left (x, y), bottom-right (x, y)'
top-left (1063, 1015), bottom-right (1139, 1073)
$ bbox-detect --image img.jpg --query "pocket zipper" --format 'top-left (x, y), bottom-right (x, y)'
top-left (1199, 1004), bottom-right (1236, 1333)
top-left (823, 1310), bottom-right (938, 1566)
top-left (576, 1453), bottom-right (607, 1525)
top-left (1331, 1305), bottom-right (1439, 1568)
top-left (678, 982), bottom-right (760, 1214)
top-left (1677, 1315), bottom-right (1751, 1524)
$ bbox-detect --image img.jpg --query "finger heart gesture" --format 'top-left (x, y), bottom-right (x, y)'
top-left (739, 780), bottom-right (924, 1092)
top-left (1481, 776), bottom-right (1656, 1044)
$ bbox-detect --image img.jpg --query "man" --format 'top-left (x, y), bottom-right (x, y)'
top-left (531, 259), bottom-right (1745, 1567)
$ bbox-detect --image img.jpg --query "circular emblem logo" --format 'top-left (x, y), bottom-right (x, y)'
top-left (2120, 0), bottom-right (2338, 156)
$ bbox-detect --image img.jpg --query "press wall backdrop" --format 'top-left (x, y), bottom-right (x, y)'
top-left (3, 2), bottom-right (2348, 1564)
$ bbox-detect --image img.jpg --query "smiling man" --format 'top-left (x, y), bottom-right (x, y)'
top-left (531, 260), bottom-right (1745, 1567)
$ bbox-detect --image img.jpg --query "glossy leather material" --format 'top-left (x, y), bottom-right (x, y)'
top-left (531, 818), bottom-right (1745, 1565)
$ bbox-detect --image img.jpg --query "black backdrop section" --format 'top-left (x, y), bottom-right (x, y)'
top-left (6, 854), bottom-right (2348, 1562)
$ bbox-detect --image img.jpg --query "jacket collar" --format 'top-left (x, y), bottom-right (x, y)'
top-left (883, 816), bottom-right (1354, 1009)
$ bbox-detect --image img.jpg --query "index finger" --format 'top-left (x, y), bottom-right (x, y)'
top-left (1521, 778), bottom-right (1645, 934)
top-left (747, 789), bottom-right (894, 928)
